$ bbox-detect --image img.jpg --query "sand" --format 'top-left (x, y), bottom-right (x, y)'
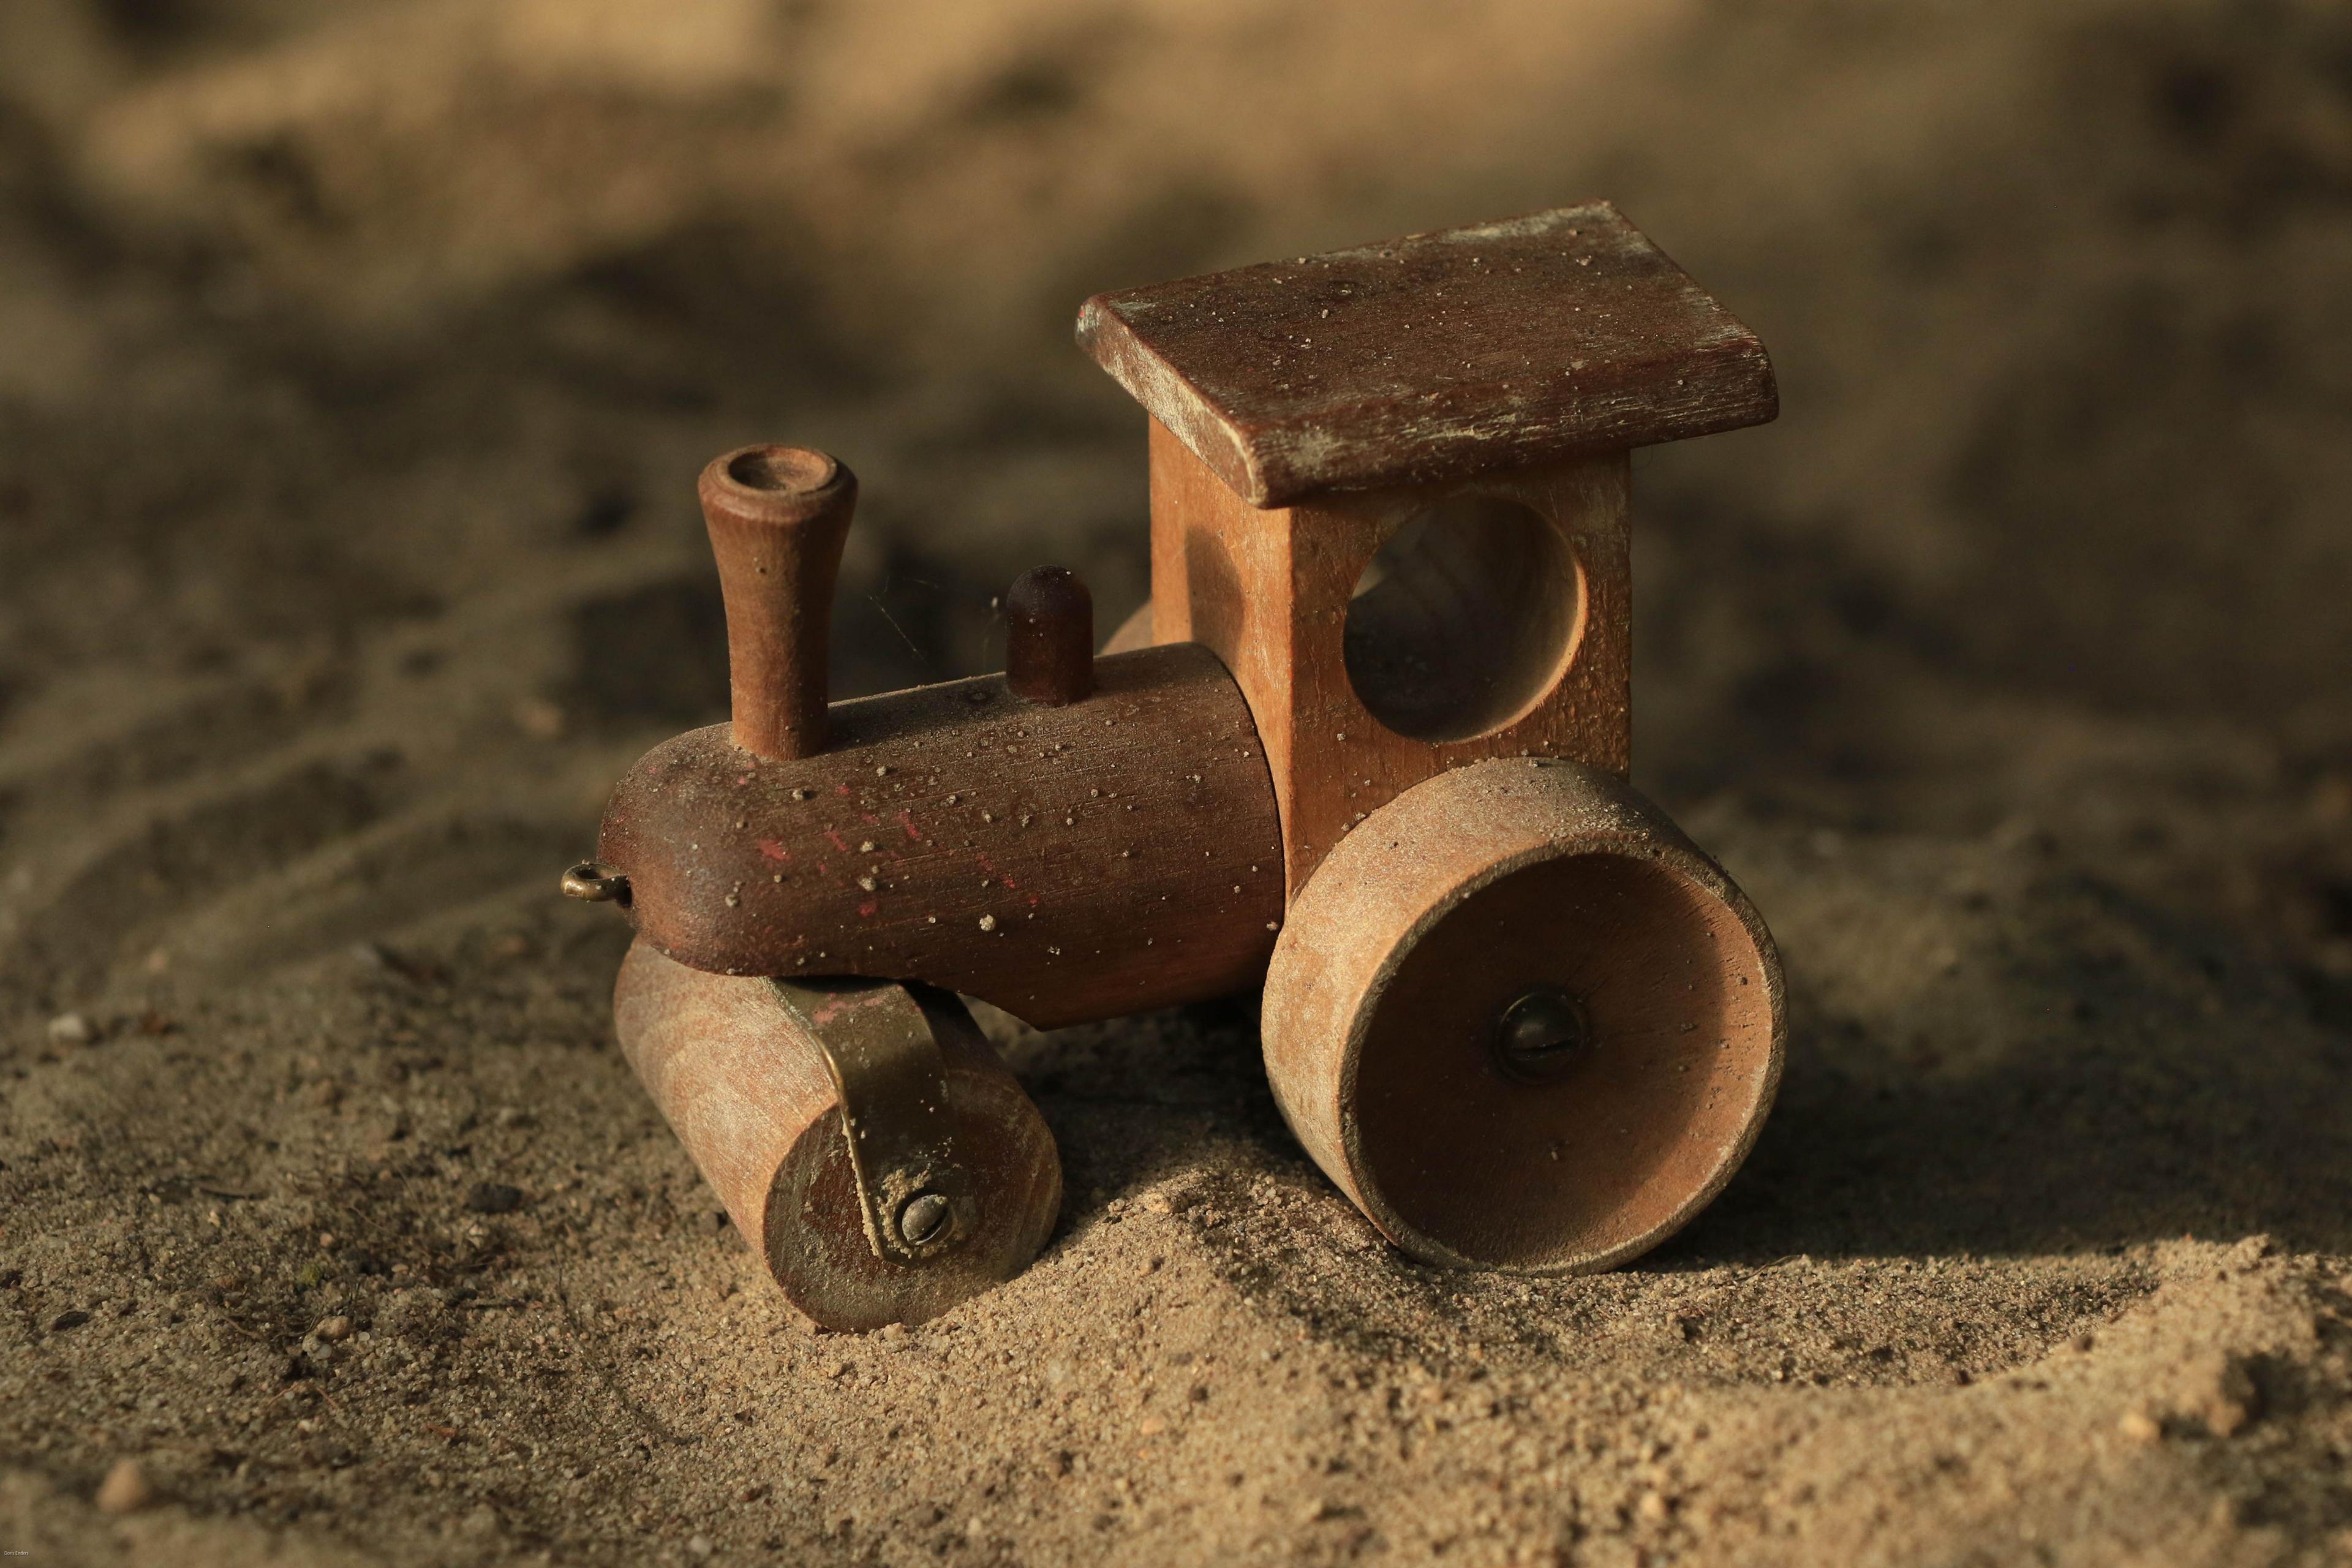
top-left (1, 0), bottom-right (2349, 1562)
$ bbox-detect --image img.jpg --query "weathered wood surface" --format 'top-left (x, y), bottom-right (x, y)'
top-left (614, 940), bottom-right (1060, 1330)
top-left (1260, 758), bottom-right (1784, 1274)
top-left (1079, 202), bottom-right (1776, 508)
top-left (1148, 420), bottom-right (1629, 897)
top-left (598, 640), bottom-right (1284, 1028)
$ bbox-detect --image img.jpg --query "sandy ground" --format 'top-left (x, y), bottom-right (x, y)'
top-left (2, 0), bottom-right (2351, 1562)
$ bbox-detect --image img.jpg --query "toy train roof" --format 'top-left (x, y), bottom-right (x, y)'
top-left (1077, 202), bottom-right (1777, 508)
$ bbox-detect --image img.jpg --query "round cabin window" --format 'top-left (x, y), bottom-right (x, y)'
top-left (1341, 496), bottom-right (1582, 743)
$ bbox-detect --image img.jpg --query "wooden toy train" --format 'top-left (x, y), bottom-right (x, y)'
top-left (564, 204), bottom-right (1787, 1330)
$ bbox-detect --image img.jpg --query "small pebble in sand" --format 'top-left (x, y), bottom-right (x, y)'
top-left (2117, 1410), bottom-right (2162, 1444)
top-left (1638, 1491), bottom-right (1672, 1524)
top-left (688, 1535), bottom-right (715, 1558)
top-left (96, 1458), bottom-right (152, 1513)
top-left (315, 1315), bottom-right (353, 1342)
top-left (47, 1012), bottom-right (94, 1044)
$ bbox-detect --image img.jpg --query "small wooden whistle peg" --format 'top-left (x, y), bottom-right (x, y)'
top-left (1005, 566), bottom-right (1094, 705)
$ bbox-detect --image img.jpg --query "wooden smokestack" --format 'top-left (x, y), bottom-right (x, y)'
top-left (697, 443), bottom-right (857, 761)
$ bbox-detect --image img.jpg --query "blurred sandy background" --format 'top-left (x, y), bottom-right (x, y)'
top-left (1, 0), bottom-right (2350, 1563)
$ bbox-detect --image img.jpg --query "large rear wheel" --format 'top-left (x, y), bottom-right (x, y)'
top-left (1261, 758), bottom-right (1784, 1273)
